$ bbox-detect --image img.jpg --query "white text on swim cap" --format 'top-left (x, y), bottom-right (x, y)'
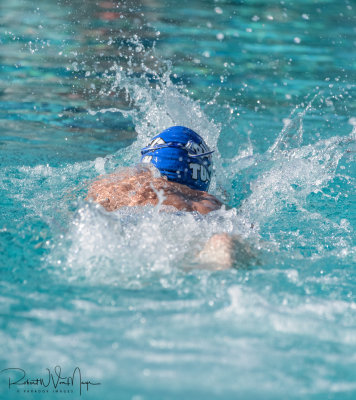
top-left (149, 137), bottom-right (166, 147)
top-left (189, 163), bottom-right (211, 182)
top-left (186, 140), bottom-right (210, 155)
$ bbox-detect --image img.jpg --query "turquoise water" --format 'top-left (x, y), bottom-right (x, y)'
top-left (1, 0), bottom-right (355, 399)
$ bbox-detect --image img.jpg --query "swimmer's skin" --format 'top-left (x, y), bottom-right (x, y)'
top-left (87, 167), bottom-right (246, 269)
top-left (87, 167), bottom-right (222, 214)
top-left (197, 232), bottom-right (256, 270)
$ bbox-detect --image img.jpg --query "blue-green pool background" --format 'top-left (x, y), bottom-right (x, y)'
top-left (0, 0), bottom-right (355, 399)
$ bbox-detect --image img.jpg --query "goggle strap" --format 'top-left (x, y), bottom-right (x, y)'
top-left (141, 142), bottom-right (214, 158)
top-left (188, 150), bottom-right (215, 158)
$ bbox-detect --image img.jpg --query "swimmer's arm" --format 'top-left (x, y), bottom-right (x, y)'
top-left (197, 233), bottom-right (256, 270)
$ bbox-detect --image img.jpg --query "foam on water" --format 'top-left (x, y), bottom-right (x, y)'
top-left (89, 58), bottom-right (221, 172)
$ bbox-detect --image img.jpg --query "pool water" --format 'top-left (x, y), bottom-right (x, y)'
top-left (1, 0), bottom-right (355, 399)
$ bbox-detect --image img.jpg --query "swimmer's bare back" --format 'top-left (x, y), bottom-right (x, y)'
top-left (86, 167), bottom-right (222, 214)
top-left (86, 167), bottom-right (254, 269)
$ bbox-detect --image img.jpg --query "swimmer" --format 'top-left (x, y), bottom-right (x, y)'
top-left (87, 126), bottom-right (252, 269)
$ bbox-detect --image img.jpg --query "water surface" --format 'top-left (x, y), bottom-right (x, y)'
top-left (0, 0), bottom-right (355, 399)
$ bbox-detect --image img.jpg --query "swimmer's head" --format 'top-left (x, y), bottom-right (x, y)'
top-left (140, 126), bottom-right (214, 191)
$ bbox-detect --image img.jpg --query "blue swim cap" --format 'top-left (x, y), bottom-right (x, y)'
top-left (140, 126), bottom-right (214, 191)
